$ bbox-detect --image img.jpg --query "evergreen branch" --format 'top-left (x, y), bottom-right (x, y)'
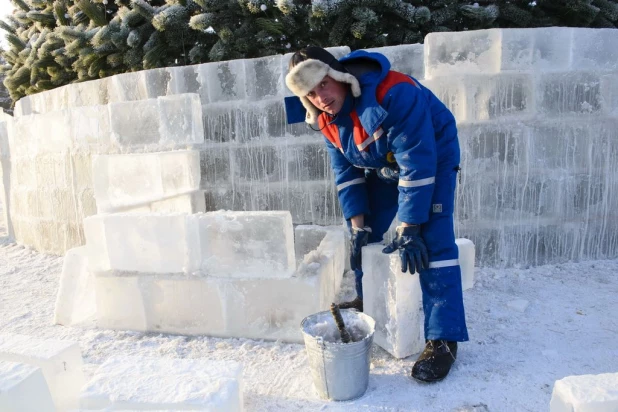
top-left (131, 0), bottom-right (157, 20)
top-left (12, 0), bottom-right (31, 13)
top-left (121, 9), bottom-right (146, 27)
top-left (189, 12), bottom-right (215, 31)
top-left (152, 4), bottom-right (189, 32)
top-left (54, 1), bottom-right (70, 26)
top-left (56, 26), bottom-right (88, 41)
top-left (76, 0), bottom-right (108, 26)
top-left (255, 17), bottom-right (285, 35)
top-left (7, 33), bottom-right (27, 51)
top-left (26, 11), bottom-right (57, 26)
top-left (0, 20), bottom-right (17, 35)
top-left (593, 0), bottom-right (618, 21)
top-left (143, 43), bottom-right (167, 68)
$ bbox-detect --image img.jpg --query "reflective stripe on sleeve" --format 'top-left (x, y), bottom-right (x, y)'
top-left (336, 177), bottom-right (366, 191)
top-left (398, 176), bottom-right (435, 188)
top-left (356, 128), bottom-right (384, 151)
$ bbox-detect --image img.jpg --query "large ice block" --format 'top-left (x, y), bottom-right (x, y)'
top-left (92, 223), bottom-right (345, 341)
top-left (362, 244), bottom-right (424, 359)
top-left (198, 59), bottom-right (247, 103)
top-left (166, 65), bottom-right (200, 96)
top-left (500, 28), bottom-right (572, 71)
top-left (92, 150), bottom-right (200, 213)
top-left (109, 99), bottom-right (161, 147)
top-left (425, 29), bottom-right (502, 78)
top-left (571, 28), bottom-right (618, 71)
top-left (538, 72), bottom-right (603, 117)
top-left (54, 246), bottom-right (96, 326)
top-left (465, 73), bottom-right (534, 121)
top-left (366, 44), bottom-right (425, 79)
top-left (66, 78), bottom-right (108, 108)
top-left (94, 274), bottom-right (148, 331)
top-left (70, 105), bottom-right (112, 152)
top-left (142, 275), bottom-right (226, 335)
top-left (33, 111), bottom-right (72, 154)
top-left (79, 356), bottom-right (243, 411)
top-left (0, 361), bottom-right (56, 412)
top-left (83, 213), bottom-right (201, 274)
top-left (245, 54), bottom-right (283, 100)
top-left (157, 94), bottom-right (204, 146)
top-left (0, 334), bottom-right (84, 411)
top-left (362, 239), bottom-right (475, 359)
top-left (198, 211), bottom-right (295, 278)
top-left (550, 373), bottom-right (618, 412)
top-left (107, 71), bottom-right (147, 103)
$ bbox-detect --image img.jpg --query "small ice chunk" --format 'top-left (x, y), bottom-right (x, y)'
top-left (79, 356), bottom-right (243, 411)
top-left (550, 372), bottom-right (618, 412)
top-left (506, 299), bottom-right (529, 313)
top-left (456, 238), bottom-right (475, 290)
top-left (0, 361), bottom-right (56, 412)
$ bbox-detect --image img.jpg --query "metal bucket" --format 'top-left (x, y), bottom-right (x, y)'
top-left (301, 309), bottom-right (376, 401)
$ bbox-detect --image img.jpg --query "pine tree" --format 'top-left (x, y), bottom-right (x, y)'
top-left (0, 0), bottom-right (616, 105)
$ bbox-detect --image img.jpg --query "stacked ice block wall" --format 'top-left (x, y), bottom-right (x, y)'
top-left (3, 28), bottom-right (618, 267)
top-left (423, 28), bottom-right (618, 266)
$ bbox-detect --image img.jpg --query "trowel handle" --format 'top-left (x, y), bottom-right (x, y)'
top-left (330, 303), bottom-right (351, 343)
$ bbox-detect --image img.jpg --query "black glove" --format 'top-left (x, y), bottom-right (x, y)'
top-left (382, 225), bottom-right (429, 274)
top-left (350, 226), bottom-right (370, 272)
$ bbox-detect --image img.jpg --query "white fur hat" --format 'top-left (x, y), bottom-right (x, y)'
top-left (285, 47), bottom-right (361, 124)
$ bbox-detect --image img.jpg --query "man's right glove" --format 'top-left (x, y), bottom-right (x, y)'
top-left (382, 225), bottom-right (429, 274)
top-left (350, 226), bottom-right (370, 272)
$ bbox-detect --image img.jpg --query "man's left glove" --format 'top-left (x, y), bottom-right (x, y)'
top-left (350, 226), bottom-right (371, 272)
top-left (382, 225), bottom-right (429, 274)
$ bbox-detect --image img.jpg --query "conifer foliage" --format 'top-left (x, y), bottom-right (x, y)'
top-left (1, 0), bottom-right (617, 104)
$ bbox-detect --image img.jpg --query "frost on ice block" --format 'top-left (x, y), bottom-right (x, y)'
top-left (363, 239), bottom-right (475, 359)
top-left (198, 211), bottom-right (295, 278)
top-left (0, 334), bottom-right (84, 411)
top-left (550, 373), bottom-right (618, 412)
top-left (54, 246), bottom-right (96, 326)
top-left (79, 356), bottom-right (243, 411)
top-left (0, 361), bottom-right (56, 412)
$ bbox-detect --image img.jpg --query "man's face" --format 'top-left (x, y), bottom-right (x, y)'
top-left (305, 75), bottom-right (348, 115)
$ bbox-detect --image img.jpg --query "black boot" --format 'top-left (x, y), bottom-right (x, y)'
top-left (337, 296), bottom-right (363, 312)
top-left (411, 340), bottom-right (458, 383)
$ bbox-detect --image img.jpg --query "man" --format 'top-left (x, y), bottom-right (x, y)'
top-left (284, 47), bottom-right (468, 383)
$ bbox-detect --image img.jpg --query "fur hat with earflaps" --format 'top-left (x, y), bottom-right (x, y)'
top-left (285, 47), bottom-right (361, 125)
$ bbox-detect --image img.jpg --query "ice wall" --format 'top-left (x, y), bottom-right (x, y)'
top-left (4, 29), bottom-right (618, 267)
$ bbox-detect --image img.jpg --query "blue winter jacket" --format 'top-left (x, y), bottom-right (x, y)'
top-left (290, 50), bottom-right (460, 225)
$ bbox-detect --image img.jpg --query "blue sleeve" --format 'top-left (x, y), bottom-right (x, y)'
top-left (324, 139), bottom-right (370, 220)
top-left (381, 82), bottom-right (437, 224)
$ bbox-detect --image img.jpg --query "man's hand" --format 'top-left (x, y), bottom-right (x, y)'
top-left (382, 225), bottom-right (429, 274)
top-left (350, 226), bottom-right (370, 272)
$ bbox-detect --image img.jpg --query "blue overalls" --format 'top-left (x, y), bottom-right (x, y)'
top-left (286, 51), bottom-right (468, 342)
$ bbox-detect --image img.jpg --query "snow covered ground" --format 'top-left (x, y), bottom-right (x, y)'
top-left (1, 199), bottom-right (617, 411)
